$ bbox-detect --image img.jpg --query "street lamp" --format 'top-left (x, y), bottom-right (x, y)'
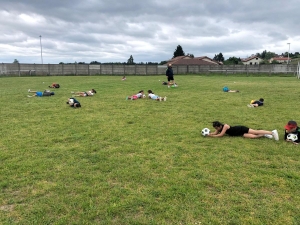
top-left (39, 35), bottom-right (43, 64)
top-left (287, 43), bottom-right (290, 64)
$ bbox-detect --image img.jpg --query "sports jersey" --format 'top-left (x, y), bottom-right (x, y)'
top-left (69, 98), bottom-right (81, 107)
top-left (87, 91), bottom-right (94, 96)
top-left (148, 93), bottom-right (159, 100)
top-left (136, 93), bottom-right (143, 98)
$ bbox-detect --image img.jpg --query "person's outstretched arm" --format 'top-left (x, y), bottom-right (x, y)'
top-left (208, 124), bottom-right (229, 137)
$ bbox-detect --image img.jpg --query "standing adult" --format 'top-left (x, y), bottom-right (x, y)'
top-left (166, 64), bottom-right (175, 88)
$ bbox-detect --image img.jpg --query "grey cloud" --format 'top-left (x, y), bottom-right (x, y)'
top-left (0, 0), bottom-right (299, 64)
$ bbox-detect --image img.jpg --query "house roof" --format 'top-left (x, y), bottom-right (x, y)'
top-left (167, 56), bottom-right (220, 65)
top-left (241, 55), bottom-right (262, 62)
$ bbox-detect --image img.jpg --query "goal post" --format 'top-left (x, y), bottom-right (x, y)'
top-left (296, 61), bottom-right (300, 79)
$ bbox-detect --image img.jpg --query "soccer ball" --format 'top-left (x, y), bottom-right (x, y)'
top-left (287, 133), bottom-right (298, 142)
top-left (142, 94), bottom-right (146, 98)
top-left (69, 99), bottom-right (74, 105)
top-left (201, 128), bottom-right (210, 136)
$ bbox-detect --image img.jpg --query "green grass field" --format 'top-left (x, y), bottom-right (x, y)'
top-left (1, 75), bottom-right (300, 224)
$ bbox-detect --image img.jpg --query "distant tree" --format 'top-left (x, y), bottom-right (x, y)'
top-left (260, 50), bottom-right (276, 60)
top-left (78, 62), bottom-right (85, 64)
top-left (213, 53), bottom-right (224, 62)
top-left (13, 59), bottom-right (19, 63)
top-left (264, 51), bottom-right (276, 60)
top-left (127, 55), bottom-right (134, 64)
top-left (223, 57), bottom-right (241, 65)
top-left (189, 54), bottom-right (194, 58)
top-left (213, 54), bottom-right (218, 61)
top-left (282, 52), bottom-right (294, 58)
top-left (173, 45), bottom-right (185, 58)
top-left (271, 60), bottom-right (279, 64)
top-left (218, 53), bottom-right (224, 62)
top-left (159, 60), bottom-right (168, 65)
top-left (260, 59), bottom-right (270, 65)
top-left (292, 52), bottom-right (300, 59)
top-left (261, 50), bottom-right (267, 59)
top-left (90, 61), bottom-right (101, 64)
top-left (59, 62), bottom-right (64, 64)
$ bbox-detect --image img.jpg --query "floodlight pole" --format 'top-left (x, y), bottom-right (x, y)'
top-left (287, 43), bottom-right (290, 64)
top-left (40, 35), bottom-right (43, 64)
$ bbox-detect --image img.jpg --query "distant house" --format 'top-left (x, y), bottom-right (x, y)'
top-left (166, 55), bottom-right (221, 66)
top-left (241, 55), bottom-right (263, 65)
top-left (269, 56), bottom-right (290, 64)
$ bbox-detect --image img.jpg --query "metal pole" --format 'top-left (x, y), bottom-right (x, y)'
top-left (40, 35), bottom-right (43, 64)
top-left (287, 43), bottom-right (290, 64)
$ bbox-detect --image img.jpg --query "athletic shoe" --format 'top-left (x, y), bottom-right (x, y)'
top-left (159, 97), bottom-right (162, 101)
top-left (247, 104), bottom-right (254, 108)
top-left (164, 96), bottom-right (167, 101)
top-left (28, 89), bottom-right (30, 92)
top-left (264, 134), bottom-right (273, 139)
top-left (272, 130), bottom-right (279, 141)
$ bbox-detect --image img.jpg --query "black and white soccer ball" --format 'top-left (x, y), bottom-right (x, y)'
top-left (201, 128), bottom-right (210, 136)
top-left (287, 133), bottom-right (298, 142)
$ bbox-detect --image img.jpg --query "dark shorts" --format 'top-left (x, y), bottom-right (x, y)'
top-left (167, 76), bottom-right (174, 82)
top-left (226, 126), bottom-right (249, 136)
top-left (253, 101), bottom-right (263, 106)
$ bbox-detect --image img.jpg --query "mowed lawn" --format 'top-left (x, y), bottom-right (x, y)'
top-left (0, 75), bottom-right (300, 224)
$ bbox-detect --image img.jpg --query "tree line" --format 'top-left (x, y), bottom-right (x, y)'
top-left (12, 45), bottom-right (300, 65)
top-left (213, 50), bottom-right (300, 65)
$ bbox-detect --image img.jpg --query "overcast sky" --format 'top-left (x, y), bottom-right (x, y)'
top-left (0, 0), bottom-right (299, 64)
